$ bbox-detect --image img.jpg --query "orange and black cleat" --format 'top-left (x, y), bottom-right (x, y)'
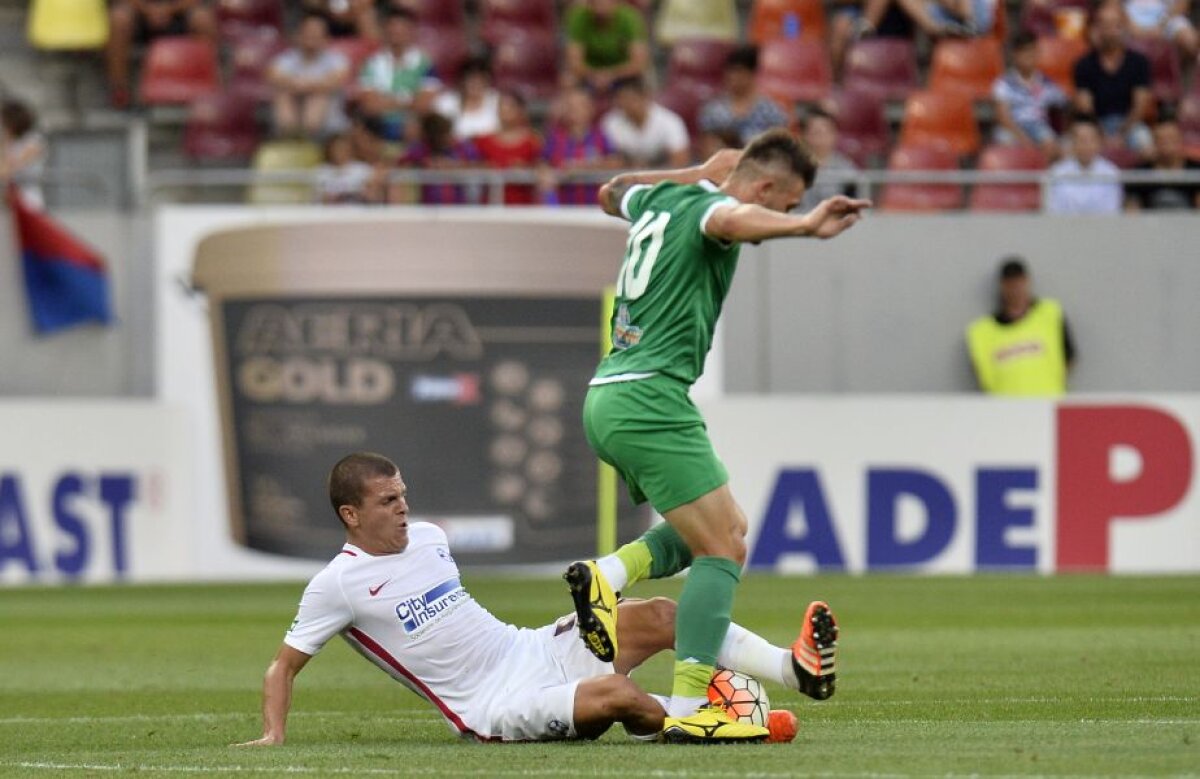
top-left (791, 600), bottom-right (838, 700)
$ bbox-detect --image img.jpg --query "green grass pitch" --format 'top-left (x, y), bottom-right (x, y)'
top-left (1, 575), bottom-right (1198, 777)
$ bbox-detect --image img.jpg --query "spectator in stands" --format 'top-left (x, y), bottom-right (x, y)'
top-left (1073, 1), bottom-right (1154, 157)
top-left (992, 32), bottom-right (1069, 160)
top-left (1124, 117), bottom-right (1200, 209)
top-left (698, 47), bottom-right (788, 147)
top-left (475, 90), bottom-right (543, 205)
top-left (966, 257), bottom-right (1075, 397)
top-left (358, 9), bottom-right (440, 141)
top-left (400, 113), bottom-right (482, 205)
top-left (837, 0), bottom-right (992, 47)
top-left (601, 77), bottom-right (690, 168)
top-left (1046, 115), bottom-right (1123, 214)
top-left (432, 57), bottom-right (502, 141)
top-left (1, 100), bottom-right (47, 211)
top-left (268, 16), bottom-right (350, 140)
top-left (798, 108), bottom-right (859, 213)
top-left (300, 0), bottom-right (380, 40)
top-left (314, 133), bottom-right (385, 204)
top-left (1125, 0), bottom-right (1198, 60)
top-left (564, 0), bottom-right (651, 93)
top-left (541, 87), bottom-right (622, 205)
top-left (105, 0), bottom-right (217, 109)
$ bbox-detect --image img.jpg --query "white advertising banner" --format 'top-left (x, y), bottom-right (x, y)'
top-left (703, 397), bottom-right (1200, 574)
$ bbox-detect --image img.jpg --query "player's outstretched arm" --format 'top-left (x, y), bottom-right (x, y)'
top-left (706, 195), bottom-right (872, 244)
top-left (597, 149), bottom-right (742, 218)
top-left (234, 644), bottom-right (312, 746)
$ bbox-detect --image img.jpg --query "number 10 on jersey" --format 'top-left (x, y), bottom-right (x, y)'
top-left (616, 211), bottom-right (671, 300)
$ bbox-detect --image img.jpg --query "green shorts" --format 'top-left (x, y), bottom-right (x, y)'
top-left (583, 374), bottom-right (729, 513)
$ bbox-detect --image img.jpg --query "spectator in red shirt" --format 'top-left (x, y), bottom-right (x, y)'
top-left (475, 90), bottom-right (543, 205)
top-left (541, 87), bottom-right (622, 205)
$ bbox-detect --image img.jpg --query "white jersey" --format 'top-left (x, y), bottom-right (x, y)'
top-left (284, 523), bottom-right (523, 738)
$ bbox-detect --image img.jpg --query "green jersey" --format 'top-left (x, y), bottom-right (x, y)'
top-left (593, 180), bottom-right (741, 386)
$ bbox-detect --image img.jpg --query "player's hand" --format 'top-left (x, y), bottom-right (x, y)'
top-left (233, 734), bottom-right (283, 747)
top-left (805, 195), bottom-right (872, 239)
top-left (699, 148), bottom-right (742, 184)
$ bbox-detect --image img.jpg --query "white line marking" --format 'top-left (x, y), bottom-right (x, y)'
top-left (0, 711), bottom-right (446, 726)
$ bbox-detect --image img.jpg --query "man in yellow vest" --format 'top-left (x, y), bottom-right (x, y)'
top-left (967, 258), bottom-right (1076, 396)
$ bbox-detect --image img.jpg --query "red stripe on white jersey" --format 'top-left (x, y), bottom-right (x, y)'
top-left (346, 627), bottom-right (485, 739)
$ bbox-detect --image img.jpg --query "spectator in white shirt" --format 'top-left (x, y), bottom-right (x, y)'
top-left (268, 15), bottom-right (350, 139)
top-left (432, 57), bottom-right (501, 140)
top-left (1046, 115), bottom-right (1123, 214)
top-left (1, 100), bottom-right (47, 210)
top-left (601, 76), bottom-right (690, 168)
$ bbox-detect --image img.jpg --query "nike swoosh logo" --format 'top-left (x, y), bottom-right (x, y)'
top-left (368, 579), bottom-right (391, 597)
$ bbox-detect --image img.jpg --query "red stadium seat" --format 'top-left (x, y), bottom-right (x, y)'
top-left (183, 90), bottom-right (261, 162)
top-left (969, 144), bottom-right (1048, 212)
top-left (216, 0), bottom-right (284, 41)
top-left (929, 38), bottom-right (1005, 102)
top-left (228, 28), bottom-right (286, 102)
top-left (327, 37), bottom-right (380, 83)
top-left (899, 89), bottom-right (981, 157)
top-left (480, 0), bottom-right (556, 44)
top-left (416, 25), bottom-right (469, 83)
top-left (1036, 36), bottom-right (1088, 96)
top-left (756, 39), bottom-right (832, 106)
top-left (658, 79), bottom-right (717, 136)
top-left (667, 38), bottom-right (737, 91)
top-left (828, 89), bottom-right (890, 168)
top-left (843, 38), bottom-right (919, 102)
top-left (1102, 144), bottom-right (1141, 169)
top-left (1128, 36), bottom-right (1183, 104)
top-left (493, 31), bottom-right (559, 101)
top-left (404, 0), bottom-right (466, 28)
top-left (880, 145), bottom-right (964, 212)
top-left (138, 37), bottom-right (220, 105)
top-left (749, 0), bottom-right (827, 42)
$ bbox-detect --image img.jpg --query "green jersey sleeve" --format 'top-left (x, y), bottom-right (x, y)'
top-left (619, 183), bottom-right (654, 222)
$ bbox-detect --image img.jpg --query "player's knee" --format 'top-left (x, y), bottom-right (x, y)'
top-left (648, 596), bottom-right (675, 627)
top-left (597, 675), bottom-right (643, 717)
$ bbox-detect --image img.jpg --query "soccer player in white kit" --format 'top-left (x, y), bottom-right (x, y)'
top-left (238, 453), bottom-right (818, 745)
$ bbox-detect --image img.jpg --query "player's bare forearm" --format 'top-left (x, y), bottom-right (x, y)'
top-left (598, 149), bottom-right (741, 217)
top-left (236, 645), bottom-right (310, 746)
top-left (707, 196), bottom-right (872, 243)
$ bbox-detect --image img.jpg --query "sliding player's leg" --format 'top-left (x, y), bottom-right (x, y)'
top-left (572, 675), bottom-right (664, 739)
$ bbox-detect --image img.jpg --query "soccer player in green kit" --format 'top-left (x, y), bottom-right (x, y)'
top-left (564, 128), bottom-right (871, 743)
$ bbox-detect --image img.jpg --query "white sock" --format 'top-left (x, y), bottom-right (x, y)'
top-left (667, 695), bottom-right (707, 718)
top-left (717, 622), bottom-right (794, 690)
top-left (595, 555), bottom-right (629, 593)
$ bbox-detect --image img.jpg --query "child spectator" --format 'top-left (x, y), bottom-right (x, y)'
top-left (1, 101), bottom-right (48, 210)
top-left (541, 87), bottom-right (622, 205)
top-left (475, 91), bottom-right (543, 206)
top-left (798, 108), bottom-right (859, 213)
top-left (1046, 115), bottom-right (1123, 214)
top-left (432, 57), bottom-right (501, 141)
top-left (268, 15), bottom-right (350, 140)
top-left (992, 32), bottom-right (1069, 160)
top-left (400, 113), bottom-right (481, 205)
top-left (315, 133), bottom-right (384, 204)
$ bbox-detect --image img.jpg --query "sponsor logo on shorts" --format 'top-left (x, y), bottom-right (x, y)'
top-left (395, 577), bottom-right (469, 634)
top-left (547, 719), bottom-right (570, 738)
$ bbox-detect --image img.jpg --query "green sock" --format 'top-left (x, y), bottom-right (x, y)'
top-left (671, 556), bottom-right (741, 700)
top-left (612, 522), bottom-right (694, 589)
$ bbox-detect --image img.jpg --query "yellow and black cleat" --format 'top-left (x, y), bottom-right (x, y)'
top-left (563, 561), bottom-right (618, 663)
top-left (661, 704), bottom-right (770, 744)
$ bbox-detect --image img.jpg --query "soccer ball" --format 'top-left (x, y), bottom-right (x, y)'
top-left (707, 668), bottom-right (769, 727)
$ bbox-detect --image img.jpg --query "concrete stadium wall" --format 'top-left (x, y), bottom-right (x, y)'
top-left (725, 215), bottom-right (1200, 393)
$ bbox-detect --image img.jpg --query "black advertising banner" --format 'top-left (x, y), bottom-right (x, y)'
top-left (220, 295), bottom-right (644, 563)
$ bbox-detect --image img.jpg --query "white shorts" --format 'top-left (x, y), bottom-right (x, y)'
top-left (472, 613), bottom-right (614, 742)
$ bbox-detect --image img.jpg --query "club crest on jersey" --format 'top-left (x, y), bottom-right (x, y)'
top-left (612, 304), bottom-right (642, 351)
top-left (395, 577), bottom-right (468, 634)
